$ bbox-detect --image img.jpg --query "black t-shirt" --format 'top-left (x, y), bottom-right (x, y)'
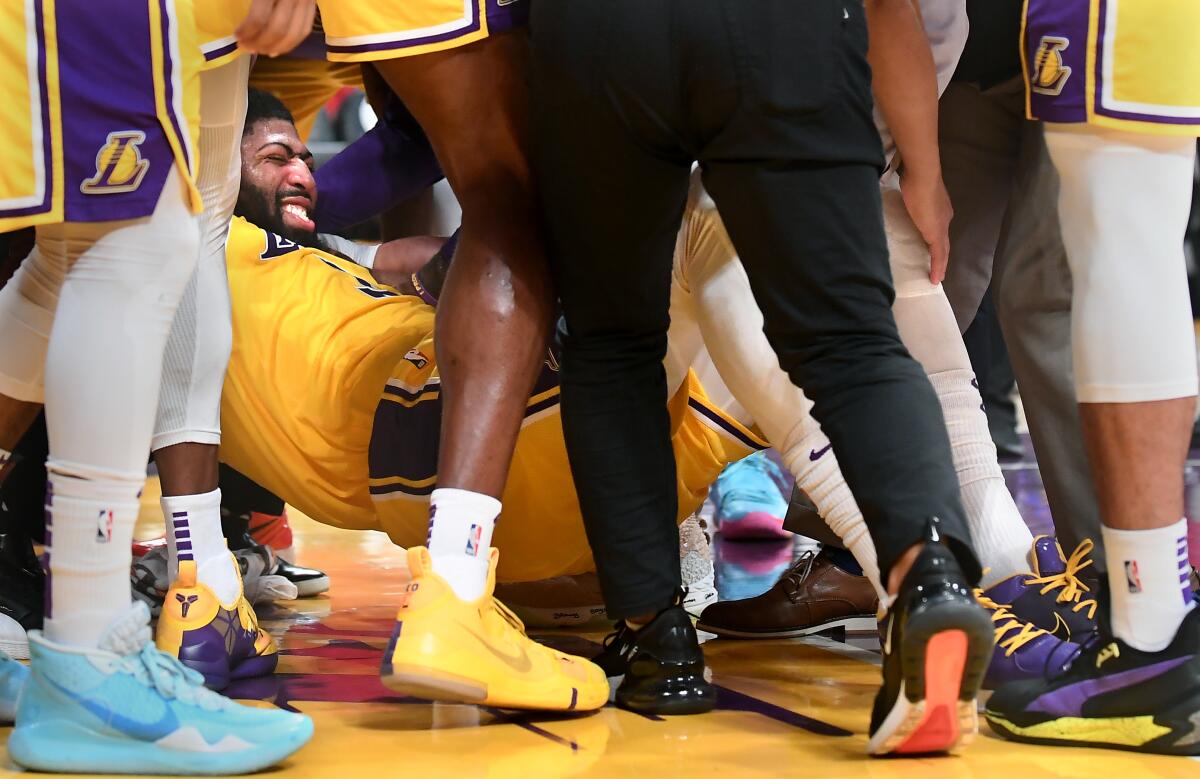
top-left (952, 0), bottom-right (1022, 89)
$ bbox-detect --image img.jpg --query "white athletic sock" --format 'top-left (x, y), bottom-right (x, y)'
top-left (426, 488), bottom-right (500, 601)
top-left (0, 448), bottom-right (10, 468)
top-left (163, 488), bottom-right (240, 604)
top-left (929, 369), bottom-right (1033, 587)
top-left (44, 471), bottom-right (139, 648)
top-left (782, 428), bottom-right (886, 602)
top-left (1102, 518), bottom-right (1195, 652)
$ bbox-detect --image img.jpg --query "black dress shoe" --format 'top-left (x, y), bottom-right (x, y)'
top-left (593, 594), bottom-right (715, 715)
top-left (229, 531), bottom-right (330, 598)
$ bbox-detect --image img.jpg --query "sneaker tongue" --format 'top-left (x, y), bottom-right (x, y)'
top-left (1029, 536), bottom-right (1067, 577)
top-left (98, 601), bottom-right (153, 656)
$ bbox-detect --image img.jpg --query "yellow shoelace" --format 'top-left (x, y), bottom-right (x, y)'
top-left (974, 590), bottom-right (1048, 657)
top-left (1022, 539), bottom-right (1099, 620)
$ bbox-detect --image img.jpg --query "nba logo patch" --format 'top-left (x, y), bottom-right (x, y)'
top-left (1031, 36), bottom-right (1072, 96)
top-left (81, 131), bottom-right (150, 194)
top-left (96, 509), bottom-right (114, 543)
top-left (404, 349), bottom-right (429, 369)
top-left (1124, 560), bottom-right (1142, 593)
top-left (465, 524), bottom-right (483, 557)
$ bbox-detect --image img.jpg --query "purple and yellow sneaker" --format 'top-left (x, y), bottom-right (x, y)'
top-left (985, 598), bottom-right (1200, 755)
top-left (984, 536), bottom-right (1097, 641)
top-left (975, 591), bottom-right (1079, 689)
top-left (155, 558), bottom-right (278, 690)
top-left (714, 452), bottom-right (791, 541)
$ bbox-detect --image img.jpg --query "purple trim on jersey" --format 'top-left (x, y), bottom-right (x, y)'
top-left (1024, 0), bottom-right (1090, 125)
top-left (325, 6), bottom-right (482, 56)
top-left (57, 0), bottom-right (179, 222)
top-left (1028, 655), bottom-right (1191, 716)
top-left (686, 398), bottom-right (768, 452)
top-left (203, 40), bottom-right (239, 63)
top-left (0, 0), bottom-right (56, 221)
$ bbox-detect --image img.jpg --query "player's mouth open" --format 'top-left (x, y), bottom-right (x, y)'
top-left (282, 199), bottom-right (315, 232)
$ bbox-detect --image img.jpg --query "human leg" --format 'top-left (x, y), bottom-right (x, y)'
top-left (372, 34), bottom-right (552, 600)
top-left (986, 126), bottom-right (1200, 755)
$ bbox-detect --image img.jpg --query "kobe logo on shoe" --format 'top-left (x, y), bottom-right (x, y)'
top-left (176, 593), bottom-right (199, 619)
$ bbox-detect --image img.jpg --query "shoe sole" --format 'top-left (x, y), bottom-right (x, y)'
top-left (382, 662), bottom-right (597, 712)
top-left (0, 636), bottom-right (30, 661)
top-left (381, 663), bottom-right (489, 705)
top-left (984, 707), bottom-right (1200, 756)
top-left (292, 575), bottom-right (330, 598)
top-left (696, 614), bottom-right (877, 639)
top-left (616, 675), bottom-right (717, 716)
top-left (8, 717), bottom-right (313, 775)
top-left (868, 603), bottom-right (993, 756)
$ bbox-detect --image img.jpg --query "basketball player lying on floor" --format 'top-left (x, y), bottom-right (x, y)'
top-left (203, 92), bottom-right (759, 647)
top-left (226, 87), bottom-right (1082, 693)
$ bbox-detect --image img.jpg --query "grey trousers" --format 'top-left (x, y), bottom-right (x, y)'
top-left (939, 77), bottom-right (1105, 565)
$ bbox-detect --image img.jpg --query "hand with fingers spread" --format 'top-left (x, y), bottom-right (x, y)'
top-left (236, 0), bottom-right (316, 58)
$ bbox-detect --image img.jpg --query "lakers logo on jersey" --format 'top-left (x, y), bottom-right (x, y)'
top-left (80, 131), bottom-right (151, 195)
top-left (261, 231), bottom-right (299, 260)
top-left (1032, 36), bottom-right (1072, 96)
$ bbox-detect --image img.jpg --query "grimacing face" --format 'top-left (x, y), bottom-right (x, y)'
top-left (236, 117), bottom-right (317, 243)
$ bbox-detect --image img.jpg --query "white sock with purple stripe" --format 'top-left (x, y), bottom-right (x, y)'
top-left (426, 488), bottom-right (500, 601)
top-left (1102, 518), bottom-right (1195, 653)
top-left (163, 488), bottom-right (239, 604)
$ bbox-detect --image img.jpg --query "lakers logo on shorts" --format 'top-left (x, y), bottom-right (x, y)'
top-left (80, 131), bottom-right (151, 195)
top-left (1031, 36), bottom-right (1072, 96)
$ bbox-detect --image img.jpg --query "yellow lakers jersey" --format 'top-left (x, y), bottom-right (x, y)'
top-left (220, 217), bottom-right (434, 532)
top-left (219, 218), bottom-right (766, 582)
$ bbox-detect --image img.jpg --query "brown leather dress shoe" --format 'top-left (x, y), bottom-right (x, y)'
top-left (698, 548), bottom-right (879, 638)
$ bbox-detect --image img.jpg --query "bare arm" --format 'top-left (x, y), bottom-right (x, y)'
top-left (865, 0), bottom-right (953, 284)
top-left (369, 235), bottom-right (448, 289)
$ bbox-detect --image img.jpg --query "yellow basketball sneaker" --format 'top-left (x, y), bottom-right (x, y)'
top-left (155, 558), bottom-right (278, 690)
top-left (381, 547), bottom-right (608, 711)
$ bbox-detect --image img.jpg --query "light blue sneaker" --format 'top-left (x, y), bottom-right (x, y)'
top-left (714, 451), bottom-right (791, 541)
top-left (0, 650), bottom-right (29, 723)
top-left (9, 602), bottom-right (312, 775)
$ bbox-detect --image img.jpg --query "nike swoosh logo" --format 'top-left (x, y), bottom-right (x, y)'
top-left (809, 444), bottom-right (832, 461)
top-left (1050, 611), bottom-right (1071, 640)
top-left (43, 673), bottom-right (179, 740)
top-left (462, 625), bottom-right (534, 673)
